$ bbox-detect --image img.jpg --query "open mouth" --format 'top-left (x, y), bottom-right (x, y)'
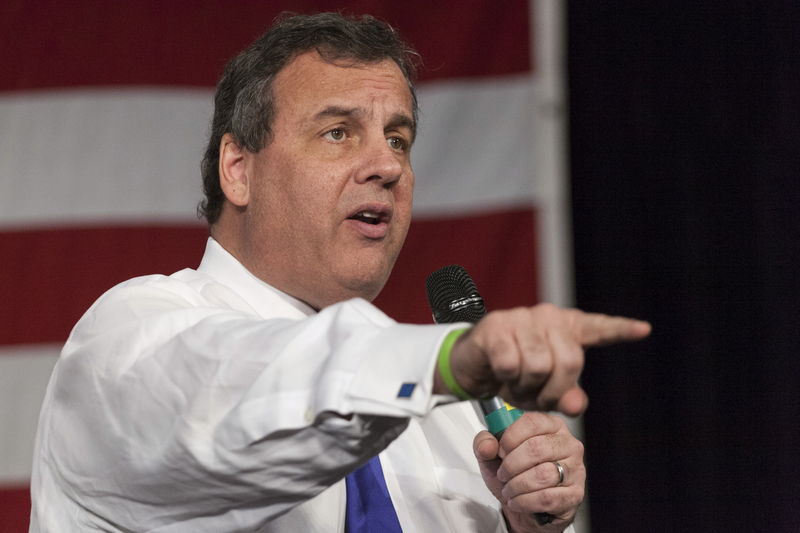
top-left (347, 205), bottom-right (392, 226)
top-left (346, 205), bottom-right (393, 239)
top-left (348, 211), bottom-right (383, 225)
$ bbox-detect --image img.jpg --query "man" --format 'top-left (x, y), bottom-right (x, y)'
top-left (30, 13), bottom-right (650, 532)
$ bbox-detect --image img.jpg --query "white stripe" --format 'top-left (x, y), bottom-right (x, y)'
top-left (0, 344), bottom-right (60, 483)
top-left (0, 89), bottom-right (212, 229)
top-left (412, 74), bottom-right (538, 217)
top-left (0, 76), bottom-right (538, 229)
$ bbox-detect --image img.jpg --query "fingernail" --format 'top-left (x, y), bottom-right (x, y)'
top-left (477, 439), bottom-right (494, 459)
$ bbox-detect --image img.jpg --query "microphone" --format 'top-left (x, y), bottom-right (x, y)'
top-left (426, 264), bottom-right (553, 525)
top-left (426, 265), bottom-right (523, 436)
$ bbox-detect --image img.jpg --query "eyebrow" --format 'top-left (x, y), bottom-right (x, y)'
top-left (387, 113), bottom-right (417, 143)
top-left (313, 106), bottom-right (417, 141)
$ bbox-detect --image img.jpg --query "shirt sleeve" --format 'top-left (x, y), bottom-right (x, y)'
top-left (36, 274), bottom-right (464, 530)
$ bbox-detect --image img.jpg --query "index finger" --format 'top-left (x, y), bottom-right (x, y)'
top-left (576, 312), bottom-right (651, 346)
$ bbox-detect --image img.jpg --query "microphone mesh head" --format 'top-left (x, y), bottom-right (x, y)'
top-left (426, 265), bottom-right (487, 324)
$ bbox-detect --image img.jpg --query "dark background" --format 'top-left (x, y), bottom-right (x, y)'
top-left (569, 3), bottom-right (800, 531)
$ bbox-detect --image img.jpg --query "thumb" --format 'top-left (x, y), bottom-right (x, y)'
top-left (472, 429), bottom-right (500, 462)
top-left (472, 430), bottom-right (505, 499)
top-left (473, 430), bottom-right (499, 462)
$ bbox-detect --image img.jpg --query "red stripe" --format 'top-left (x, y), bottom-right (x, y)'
top-left (0, 0), bottom-right (530, 92)
top-left (0, 486), bottom-right (29, 533)
top-left (0, 225), bottom-right (209, 346)
top-left (0, 209), bottom-right (537, 347)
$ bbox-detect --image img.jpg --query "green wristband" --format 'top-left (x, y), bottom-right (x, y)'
top-left (437, 328), bottom-right (472, 400)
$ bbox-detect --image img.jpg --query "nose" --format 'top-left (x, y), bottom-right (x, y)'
top-left (354, 135), bottom-right (405, 187)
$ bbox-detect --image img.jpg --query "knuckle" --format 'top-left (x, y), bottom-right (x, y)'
top-left (574, 438), bottom-right (585, 459)
top-left (564, 307), bottom-right (584, 324)
top-left (524, 353), bottom-right (552, 374)
top-left (574, 463), bottom-right (587, 484)
top-left (538, 302), bottom-right (557, 313)
top-left (532, 302), bottom-right (558, 319)
top-left (551, 414), bottom-right (566, 430)
top-left (510, 475), bottom-right (532, 495)
top-left (561, 347), bottom-right (584, 372)
top-left (503, 479), bottom-right (518, 499)
top-left (509, 306), bottom-right (529, 317)
top-left (567, 482), bottom-right (586, 507)
top-left (534, 464), bottom-right (552, 485)
top-left (482, 311), bottom-right (503, 328)
top-left (524, 436), bottom-right (545, 458)
top-left (491, 358), bottom-right (518, 379)
top-left (545, 432), bottom-right (561, 454)
top-left (575, 478), bottom-right (586, 500)
top-left (520, 411), bottom-right (549, 430)
top-left (537, 490), bottom-right (557, 509)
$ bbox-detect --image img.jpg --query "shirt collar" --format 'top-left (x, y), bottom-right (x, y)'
top-left (197, 237), bottom-right (316, 319)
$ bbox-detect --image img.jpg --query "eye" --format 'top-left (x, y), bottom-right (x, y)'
top-left (387, 136), bottom-right (408, 152)
top-left (323, 128), bottom-right (346, 142)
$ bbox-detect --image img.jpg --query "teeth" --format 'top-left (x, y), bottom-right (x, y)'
top-left (351, 211), bottom-right (382, 225)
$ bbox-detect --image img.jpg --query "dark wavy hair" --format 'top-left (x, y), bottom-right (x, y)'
top-left (198, 12), bottom-right (420, 224)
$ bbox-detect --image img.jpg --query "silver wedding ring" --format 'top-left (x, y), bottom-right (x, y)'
top-left (553, 461), bottom-right (565, 486)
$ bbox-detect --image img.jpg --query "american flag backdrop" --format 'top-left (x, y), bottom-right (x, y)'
top-left (0, 1), bottom-right (572, 530)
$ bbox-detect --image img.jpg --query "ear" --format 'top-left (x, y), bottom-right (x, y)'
top-left (219, 133), bottom-right (250, 207)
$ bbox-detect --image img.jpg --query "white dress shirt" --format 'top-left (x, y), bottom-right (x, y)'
top-left (30, 238), bottom-right (519, 532)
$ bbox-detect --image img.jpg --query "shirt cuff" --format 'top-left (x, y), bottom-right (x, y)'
top-left (324, 299), bottom-right (470, 418)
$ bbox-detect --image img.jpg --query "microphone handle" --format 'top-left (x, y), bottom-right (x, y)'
top-left (479, 397), bottom-right (522, 440)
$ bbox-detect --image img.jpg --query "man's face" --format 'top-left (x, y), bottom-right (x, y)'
top-left (241, 51), bottom-right (415, 309)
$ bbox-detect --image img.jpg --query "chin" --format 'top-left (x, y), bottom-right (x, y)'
top-left (344, 274), bottom-right (388, 302)
top-left (336, 262), bottom-right (393, 302)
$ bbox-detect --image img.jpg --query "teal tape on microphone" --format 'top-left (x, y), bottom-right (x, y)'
top-left (485, 403), bottom-right (523, 437)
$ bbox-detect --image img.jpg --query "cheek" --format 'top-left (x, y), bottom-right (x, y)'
top-left (396, 179), bottom-right (415, 220)
top-left (291, 183), bottom-right (342, 242)
top-left (259, 160), bottom-right (327, 221)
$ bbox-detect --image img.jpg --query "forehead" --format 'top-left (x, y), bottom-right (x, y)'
top-left (271, 51), bottom-right (414, 122)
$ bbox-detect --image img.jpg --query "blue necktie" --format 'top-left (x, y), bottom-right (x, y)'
top-left (344, 455), bottom-right (403, 532)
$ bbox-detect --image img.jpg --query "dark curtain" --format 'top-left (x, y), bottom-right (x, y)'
top-left (568, 3), bottom-right (800, 532)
